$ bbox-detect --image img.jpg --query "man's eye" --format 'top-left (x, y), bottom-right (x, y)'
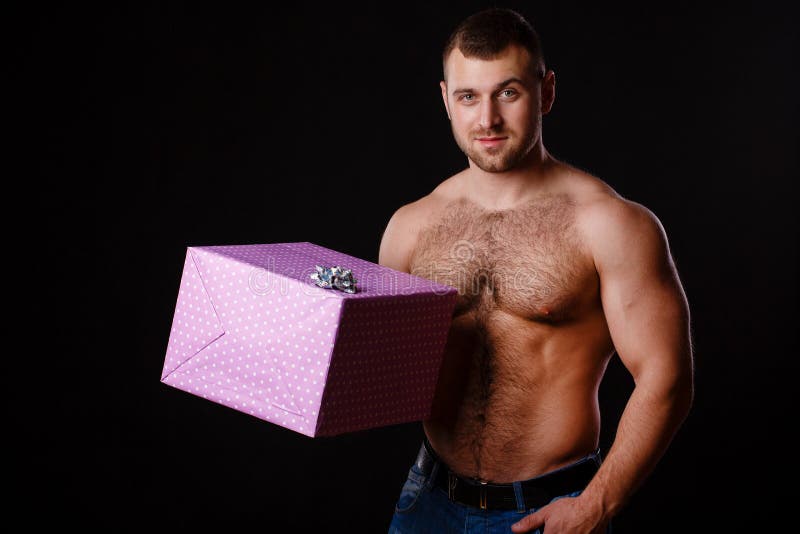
top-left (500, 89), bottom-right (517, 98)
top-left (460, 94), bottom-right (475, 102)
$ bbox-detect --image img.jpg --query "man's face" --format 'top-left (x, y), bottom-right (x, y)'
top-left (440, 45), bottom-right (552, 173)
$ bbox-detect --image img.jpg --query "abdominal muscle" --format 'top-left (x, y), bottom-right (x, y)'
top-left (423, 307), bottom-right (613, 483)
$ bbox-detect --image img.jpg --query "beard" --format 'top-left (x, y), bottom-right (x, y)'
top-left (452, 119), bottom-right (539, 173)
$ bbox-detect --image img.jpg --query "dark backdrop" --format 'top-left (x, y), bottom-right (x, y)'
top-left (25, 1), bottom-right (797, 532)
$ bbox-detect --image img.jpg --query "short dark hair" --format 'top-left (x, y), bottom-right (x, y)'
top-left (441, 7), bottom-right (546, 82)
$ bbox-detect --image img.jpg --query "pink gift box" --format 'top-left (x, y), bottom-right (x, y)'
top-left (160, 242), bottom-right (457, 437)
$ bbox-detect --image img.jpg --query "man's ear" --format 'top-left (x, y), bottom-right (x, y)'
top-left (541, 70), bottom-right (556, 115)
top-left (440, 80), bottom-right (451, 120)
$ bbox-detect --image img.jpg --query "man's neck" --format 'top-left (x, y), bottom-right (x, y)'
top-left (464, 145), bottom-right (556, 211)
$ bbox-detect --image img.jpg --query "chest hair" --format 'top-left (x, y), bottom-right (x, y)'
top-left (409, 195), bottom-right (590, 323)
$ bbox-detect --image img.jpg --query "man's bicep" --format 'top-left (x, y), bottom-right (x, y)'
top-left (593, 202), bottom-right (693, 383)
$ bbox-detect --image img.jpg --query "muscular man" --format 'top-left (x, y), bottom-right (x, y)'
top-left (381, 8), bottom-right (694, 534)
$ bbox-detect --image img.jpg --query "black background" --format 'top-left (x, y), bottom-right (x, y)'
top-left (23, 1), bottom-right (797, 532)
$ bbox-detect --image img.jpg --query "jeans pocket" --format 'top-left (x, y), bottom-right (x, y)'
top-left (527, 490), bottom-right (583, 515)
top-left (394, 467), bottom-right (428, 514)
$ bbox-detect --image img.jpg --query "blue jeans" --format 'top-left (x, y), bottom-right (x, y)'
top-left (388, 443), bottom-right (610, 534)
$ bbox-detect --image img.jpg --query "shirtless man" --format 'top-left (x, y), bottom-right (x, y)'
top-left (381, 8), bottom-right (694, 534)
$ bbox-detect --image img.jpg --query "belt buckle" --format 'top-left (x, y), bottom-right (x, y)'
top-left (477, 479), bottom-right (488, 510)
top-left (449, 471), bottom-right (489, 510)
top-left (448, 471), bottom-right (457, 501)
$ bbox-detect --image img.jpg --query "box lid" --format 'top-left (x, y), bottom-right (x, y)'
top-left (192, 241), bottom-right (455, 298)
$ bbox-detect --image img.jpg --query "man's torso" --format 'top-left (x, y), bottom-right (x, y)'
top-left (408, 168), bottom-right (618, 482)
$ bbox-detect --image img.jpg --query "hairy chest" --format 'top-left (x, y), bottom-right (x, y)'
top-left (409, 197), bottom-right (598, 323)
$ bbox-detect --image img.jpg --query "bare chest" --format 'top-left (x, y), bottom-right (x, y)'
top-left (409, 197), bottom-right (597, 323)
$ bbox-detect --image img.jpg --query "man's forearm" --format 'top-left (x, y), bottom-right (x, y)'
top-left (578, 374), bottom-right (693, 520)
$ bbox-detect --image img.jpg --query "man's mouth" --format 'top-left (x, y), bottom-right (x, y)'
top-left (476, 136), bottom-right (507, 147)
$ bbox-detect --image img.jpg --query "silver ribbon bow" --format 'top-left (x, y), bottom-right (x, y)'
top-left (310, 265), bottom-right (358, 294)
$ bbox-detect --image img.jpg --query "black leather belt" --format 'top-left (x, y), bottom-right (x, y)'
top-left (418, 435), bottom-right (599, 511)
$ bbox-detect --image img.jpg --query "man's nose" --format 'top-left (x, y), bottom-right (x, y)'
top-left (478, 99), bottom-right (502, 130)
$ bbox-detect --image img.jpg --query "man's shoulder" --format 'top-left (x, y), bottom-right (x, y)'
top-left (576, 191), bottom-right (662, 240)
top-left (379, 173), bottom-right (462, 271)
top-left (558, 164), bottom-right (658, 230)
top-left (567, 174), bottom-right (669, 270)
top-left (389, 172), bottom-right (463, 227)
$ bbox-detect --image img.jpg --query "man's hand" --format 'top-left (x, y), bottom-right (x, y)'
top-left (510, 495), bottom-right (609, 533)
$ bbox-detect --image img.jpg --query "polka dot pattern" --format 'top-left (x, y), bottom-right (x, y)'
top-left (316, 293), bottom-right (456, 436)
top-left (161, 242), bottom-right (457, 437)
